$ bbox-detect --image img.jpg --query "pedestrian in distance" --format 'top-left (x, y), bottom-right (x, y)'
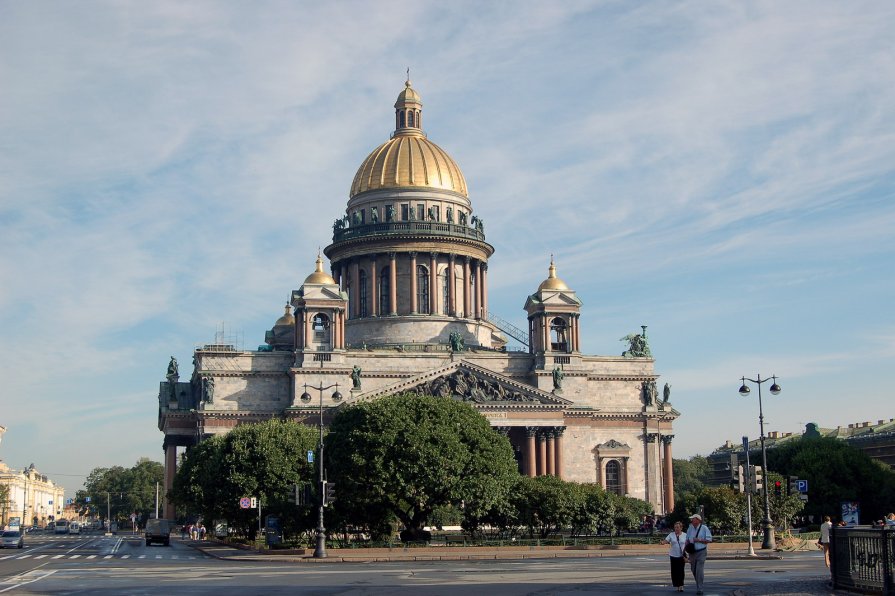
top-left (819, 515), bottom-right (833, 585)
top-left (685, 514), bottom-right (712, 595)
top-left (663, 521), bottom-right (688, 592)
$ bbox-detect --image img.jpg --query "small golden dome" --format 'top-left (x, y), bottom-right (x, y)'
top-left (274, 304), bottom-right (294, 327)
top-left (350, 79), bottom-right (468, 198)
top-left (394, 79), bottom-right (421, 106)
top-left (538, 257), bottom-right (570, 291)
top-left (304, 255), bottom-right (337, 285)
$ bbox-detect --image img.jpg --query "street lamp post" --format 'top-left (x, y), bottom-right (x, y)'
top-left (300, 382), bottom-right (343, 559)
top-left (738, 374), bottom-right (781, 550)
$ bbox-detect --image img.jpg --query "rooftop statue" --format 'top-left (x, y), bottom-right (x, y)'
top-left (663, 382), bottom-right (671, 404)
top-left (449, 331), bottom-right (465, 352)
top-left (166, 356), bottom-right (179, 380)
top-left (552, 366), bottom-right (564, 390)
top-left (351, 365), bottom-right (362, 389)
top-left (446, 207), bottom-right (454, 223)
top-left (386, 205), bottom-right (396, 222)
top-left (370, 207), bottom-right (379, 223)
top-left (621, 325), bottom-right (652, 358)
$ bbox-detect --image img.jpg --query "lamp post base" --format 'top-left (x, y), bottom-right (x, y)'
top-left (313, 531), bottom-right (327, 558)
top-left (761, 520), bottom-right (776, 550)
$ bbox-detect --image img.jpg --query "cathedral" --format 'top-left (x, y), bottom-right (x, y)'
top-left (158, 79), bottom-right (679, 520)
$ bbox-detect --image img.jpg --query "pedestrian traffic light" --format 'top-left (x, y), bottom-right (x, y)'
top-left (324, 482), bottom-right (336, 506)
top-left (788, 475), bottom-right (798, 496)
top-left (774, 480), bottom-right (782, 497)
top-left (750, 465), bottom-right (763, 493)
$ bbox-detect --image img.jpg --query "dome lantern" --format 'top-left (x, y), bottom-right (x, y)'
top-left (538, 256), bottom-right (570, 291)
top-left (303, 253), bottom-right (337, 286)
top-left (394, 72), bottom-right (423, 134)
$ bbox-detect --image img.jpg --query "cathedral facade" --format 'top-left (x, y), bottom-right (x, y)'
top-left (158, 80), bottom-right (678, 520)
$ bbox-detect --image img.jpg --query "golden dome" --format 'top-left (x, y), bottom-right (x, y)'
top-left (274, 304), bottom-right (294, 327)
top-left (304, 255), bottom-right (337, 285)
top-left (538, 257), bottom-right (570, 291)
top-left (350, 80), bottom-right (468, 198)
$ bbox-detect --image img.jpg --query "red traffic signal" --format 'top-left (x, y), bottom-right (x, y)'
top-left (774, 480), bottom-right (783, 496)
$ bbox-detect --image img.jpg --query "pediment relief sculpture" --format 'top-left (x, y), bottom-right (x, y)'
top-left (408, 369), bottom-right (542, 404)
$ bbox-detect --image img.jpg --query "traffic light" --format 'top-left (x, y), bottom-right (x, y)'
top-left (732, 465), bottom-right (744, 493)
top-left (324, 482), bottom-right (336, 506)
top-left (788, 476), bottom-right (798, 496)
top-left (774, 480), bottom-right (783, 497)
top-left (750, 465), bottom-right (763, 493)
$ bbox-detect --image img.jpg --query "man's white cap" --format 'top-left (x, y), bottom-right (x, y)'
top-left (689, 514), bottom-right (702, 521)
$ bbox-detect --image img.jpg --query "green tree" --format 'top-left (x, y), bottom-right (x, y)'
top-left (326, 393), bottom-right (519, 541)
top-left (672, 455), bottom-right (712, 501)
top-left (765, 436), bottom-right (895, 523)
top-left (170, 419), bottom-right (319, 538)
top-left (81, 459), bottom-right (163, 525)
top-left (512, 475), bottom-right (577, 539)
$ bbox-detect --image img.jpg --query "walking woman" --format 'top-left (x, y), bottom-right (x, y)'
top-left (663, 521), bottom-right (688, 592)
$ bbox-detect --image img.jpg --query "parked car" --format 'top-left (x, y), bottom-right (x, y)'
top-left (1, 530), bottom-right (24, 549)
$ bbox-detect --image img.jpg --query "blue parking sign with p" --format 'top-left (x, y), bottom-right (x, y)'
top-left (797, 479), bottom-right (808, 493)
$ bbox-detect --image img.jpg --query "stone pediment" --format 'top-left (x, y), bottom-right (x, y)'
top-left (357, 361), bottom-right (571, 407)
top-left (296, 285), bottom-right (345, 301)
top-left (601, 439), bottom-right (629, 449)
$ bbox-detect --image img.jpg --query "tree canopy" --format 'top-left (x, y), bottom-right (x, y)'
top-left (171, 419), bottom-right (319, 537)
top-left (765, 436), bottom-right (895, 523)
top-left (325, 393), bottom-right (519, 540)
top-left (79, 458), bottom-right (164, 524)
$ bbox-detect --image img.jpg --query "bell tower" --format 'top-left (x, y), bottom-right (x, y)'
top-left (525, 257), bottom-right (582, 369)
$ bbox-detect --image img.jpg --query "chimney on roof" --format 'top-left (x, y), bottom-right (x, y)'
top-left (879, 420), bottom-right (885, 426)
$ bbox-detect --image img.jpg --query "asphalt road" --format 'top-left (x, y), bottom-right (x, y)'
top-left (0, 533), bottom-right (835, 595)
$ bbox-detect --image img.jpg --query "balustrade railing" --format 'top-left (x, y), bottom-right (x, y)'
top-left (332, 221), bottom-right (486, 243)
top-left (831, 526), bottom-right (895, 594)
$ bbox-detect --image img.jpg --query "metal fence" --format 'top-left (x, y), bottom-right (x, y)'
top-left (831, 526), bottom-right (895, 594)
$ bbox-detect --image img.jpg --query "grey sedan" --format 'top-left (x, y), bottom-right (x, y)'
top-left (0, 530), bottom-right (24, 548)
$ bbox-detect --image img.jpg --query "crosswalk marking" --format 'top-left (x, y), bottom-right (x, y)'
top-left (15, 555), bottom-right (31, 560)
top-left (121, 554), bottom-right (130, 559)
top-left (87, 555), bottom-right (97, 559)
top-left (52, 554), bottom-right (64, 559)
top-left (69, 555), bottom-right (81, 559)
top-left (34, 555), bottom-right (47, 559)
top-left (104, 555), bottom-right (113, 559)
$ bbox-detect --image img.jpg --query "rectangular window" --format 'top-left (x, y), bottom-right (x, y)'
top-left (417, 204), bottom-right (425, 221)
top-left (432, 206), bottom-right (440, 222)
top-left (401, 204), bottom-right (409, 221)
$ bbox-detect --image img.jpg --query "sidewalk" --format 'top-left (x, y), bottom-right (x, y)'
top-left (186, 539), bottom-right (782, 563)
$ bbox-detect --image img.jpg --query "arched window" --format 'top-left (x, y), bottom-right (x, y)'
top-left (358, 270), bottom-right (368, 318)
top-left (379, 267), bottom-right (390, 314)
top-left (550, 317), bottom-right (568, 351)
top-left (312, 314), bottom-right (330, 341)
top-left (440, 269), bottom-right (449, 315)
top-left (417, 265), bottom-right (430, 314)
top-left (605, 460), bottom-right (622, 495)
top-left (399, 111), bottom-right (406, 128)
top-left (408, 111), bottom-right (415, 127)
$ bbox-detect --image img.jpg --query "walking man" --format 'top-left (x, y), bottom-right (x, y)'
top-left (686, 513), bottom-right (713, 595)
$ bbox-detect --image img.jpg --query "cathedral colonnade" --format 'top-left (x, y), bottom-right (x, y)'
top-left (332, 252), bottom-right (488, 321)
top-left (506, 425), bottom-right (565, 479)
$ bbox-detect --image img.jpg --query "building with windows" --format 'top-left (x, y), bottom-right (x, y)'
top-left (0, 460), bottom-right (66, 528)
top-left (157, 79), bottom-right (679, 520)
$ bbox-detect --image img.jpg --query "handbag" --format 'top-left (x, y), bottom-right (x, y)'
top-left (685, 524), bottom-right (703, 554)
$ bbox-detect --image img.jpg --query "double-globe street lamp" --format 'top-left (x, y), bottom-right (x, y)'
top-left (300, 382), bottom-right (343, 559)
top-left (738, 374), bottom-right (781, 550)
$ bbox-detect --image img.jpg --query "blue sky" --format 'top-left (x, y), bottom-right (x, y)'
top-left (1, 1), bottom-right (893, 498)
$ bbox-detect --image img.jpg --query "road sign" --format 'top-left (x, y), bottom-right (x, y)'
top-left (307, 450), bottom-right (314, 463)
top-left (239, 497), bottom-right (251, 509)
top-left (797, 479), bottom-right (808, 493)
top-left (250, 497), bottom-right (257, 509)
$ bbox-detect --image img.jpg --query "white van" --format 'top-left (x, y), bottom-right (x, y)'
top-left (54, 520), bottom-right (69, 534)
top-left (68, 521), bottom-right (81, 534)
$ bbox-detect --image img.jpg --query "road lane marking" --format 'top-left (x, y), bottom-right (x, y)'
top-left (69, 555), bottom-right (81, 559)
top-left (34, 555), bottom-right (47, 559)
top-left (15, 555), bottom-right (31, 560)
top-left (52, 555), bottom-right (64, 559)
top-left (87, 555), bottom-right (97, 559)
top-left (121, 554), bottom-right (130, 559)
top-left (104, 555), bottom-right (113, 559)
top-left (0, 570), bottom-right (57, 594)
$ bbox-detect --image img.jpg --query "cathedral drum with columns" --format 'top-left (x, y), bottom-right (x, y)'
top-left (157, 79), bottom-right (679, 520)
